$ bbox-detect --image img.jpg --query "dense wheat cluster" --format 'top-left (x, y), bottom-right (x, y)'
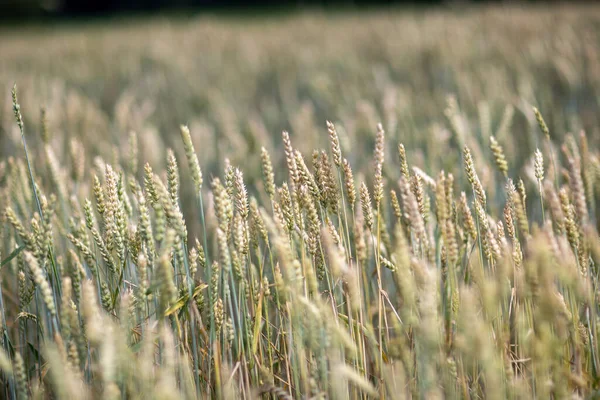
top-left (1, 5), bottom-right (600, 399)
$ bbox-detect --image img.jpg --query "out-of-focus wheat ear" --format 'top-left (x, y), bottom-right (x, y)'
top-left (127, 130), bottom-right (138, 176)
top-left (300, 185), bottom-right (321, 266)
top-left (24, 251), bottom-right (56, 318)
top-left (495, 104), bottom-right (514, 140)
top-left (435, 171), bottom-right (447, 225)
top-left (332, 364), bottom-right (378, 398)
top-left (136, 252), bottom-right (149, 303)
top-left (143, 163), bottom-right (158, 205)
top-left (321, 227), bottom-right (345, 285)
top-left (11, 159), bottom-right (31, 207)
top-left (357, 183), bottom-right (372, 235)
top-left (249, 198), bottom-right (269, 247)
top-left (586, 225), bottom-right (600, 270)
top-left (399, 176), bottom-right (425, 246)
top-left (103, 164), bottom-right (119, 252)
top-left (194, 238), bottom-right (206, 270)
top-left (445, 173), bottom-right (454, 214)
top-left (212, 177), bottom-right (233, 233)
top-left (259, 384), bottom-right (294, 400)
top-left (40, 107), bottom-right (50, 145)
top-left (209, 260), bottom-right (220, 312)
top-left (295, 150), bottom-right (320, 202)
top-left (261, 147), bottom-right (276, 200)
top-left (378, 254), bottom-right (396, 271)
top-left (158, 247), bottom-right (177, 316)
top-left (459, 192), bottom-right (477, 242)
top-left (390, 189), bottom-right (402, 221)
top-left (81, 279), bottom-right (102, 346)
top-left (84, 199), bottom-right (117, 275)
top-left (17, 268), bottom-right (34, 313)
top-left (70, 138), bottom-right (86, 183)
top-left (66, 234), bottom-right (97, 277)
top-left (456, 287), bottom-right (505, 400)
top-left (31, 214), bottom-right (45, 262)
top-left (503, 203), bottom-right (516, 242)
top-left (60, 277), bottom-right (73, 342)
top-left (510, 180), bottom-right (529, 238)
top-left (231, 247), bottom-right (245, 283)
top-left (563, 140), bottom-right (588, 223)
top-left (282, 131), bottom-right (298, 192)
top-left (559, 187), bottom-right (580, 251)
top-left (517, 178), bottom-right (528, 216)
top-left (13, 352), bottom-right (26, 400)
top-left (398, 143), bottom-right (410, 180)
top-left (137, 189), bottom-right (155, 260)
top-left (534, 149), bottom-right (544, 184)
top-left (0, 347), bottom-right (14, 397)
top-left (5, 207), bottom-right (34, 252)
top-left (156, 326), bottom-right (178, 398)
top-left (533, 106), bottom-right (560, 191)
top-left (213, 298), bottom-right (224, 334)
top-left (99, 282), bottom-right (112, 311)
top-left (44, 338), bottom-right (83, 399)
top-left (411, 174), bottom-right (429, 225)
top-left (216, 228), bottom-right (231, 275)
top-left (534, 148), bottom-right (546, 222)
top-left (39, 194), bottom-right (55, 251)
top-left (473, 199), bottom-right (493, 263)
top-left (343, 264), bottom-right (360, 314)
top-left (319, 151), bottom-right (339, 213)
top-left (436, 173), bottom-right (457, 265)
top-left (326, 218), bottom-right (342, 248)
top-left (373, 123), bottom-right (385, 206)
top-left (188, 246), bottom-right (198, 282)
top-left (353, 206), bottom-right (367, 266)
top-left (155, 174), bottom-right (187, 241)
top-left (490, 136), bottom-right (508, 178)
top-left (579, 131), bottom-right (595, 211)
top-left (445, 219), bottom-right (459, 267)
top-left (543, 180), bottom-right (564, 234)
top-left (478, 101), bottom-right (491, 141)
top-left (93, 156), bottom-right (107, 181)
top-left (463, 146), bottom-right (486, 208)
top-left (413, 256), bottom-right (444, 399)
top-left (444, 95), bottom-right (468, 146)
top-left (533, 107), bottom-right (550, 141)
top-left (413, 166), bottom-right (436, 189)
top-left (277, 184), bottom-right (295, 234)
top-left (505, 178), bottom-right (517, 214)
top-left (82, 198), bottom-right (97, 231)
top-left (342, 158), bottom-right (356, 209)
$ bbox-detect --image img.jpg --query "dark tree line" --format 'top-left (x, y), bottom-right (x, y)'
top-left (0, 0), bottom-right (555, 19)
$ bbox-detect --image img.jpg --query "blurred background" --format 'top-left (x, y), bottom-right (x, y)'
top-left (1, 0), bottom-right (597, 237)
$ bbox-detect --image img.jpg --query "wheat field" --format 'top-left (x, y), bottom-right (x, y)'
top-left (1, 5), bottom-right (600, 399)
